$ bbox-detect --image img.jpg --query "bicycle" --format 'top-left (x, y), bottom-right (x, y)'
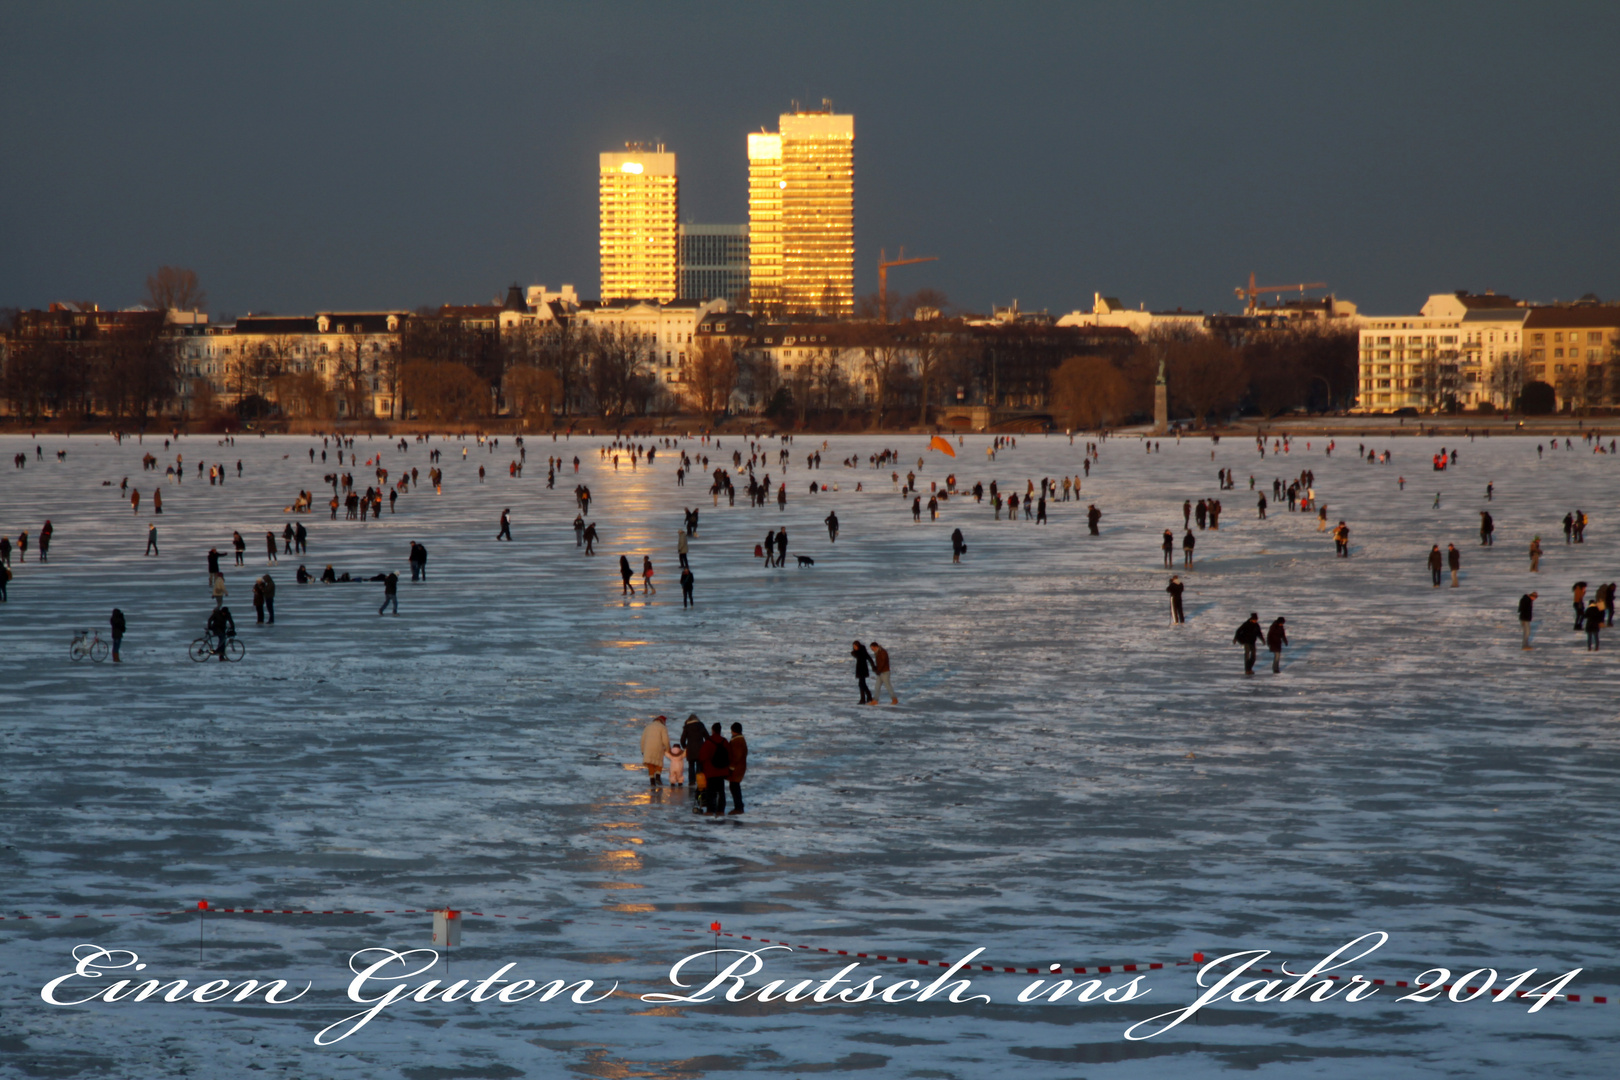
top-left (68, 629), bottom-right (110, 663)
top-left (188, 631), bottom-right (245, 663)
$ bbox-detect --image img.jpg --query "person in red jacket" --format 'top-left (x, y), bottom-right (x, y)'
top-left (698, 723), bottom-right (731, 817)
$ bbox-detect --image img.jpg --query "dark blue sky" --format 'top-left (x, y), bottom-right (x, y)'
top-left (3, 2), bottom-right (1615, 319)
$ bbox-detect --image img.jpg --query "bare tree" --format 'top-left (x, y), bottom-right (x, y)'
top-left (687, 337), bottom-right (738, 421)
top-left (1166, 335), bottom-right (1248, 427)
top-left (503, 365), bottom-right (561, 421)
top-left (856, 324), bottom-right (909, 428)
top-left (1050, 355), bottom-right (1132, 429)
top-left (145, 266), bottom-right (207, 313)
top-left (331, 335), bottom-right (374, 420)
top-left (1487, 349), bottom-right (1527, 411)
top-left (587, 325), bottom-right (654, 420)
top-left (910, 326), bottom-right (957, 426)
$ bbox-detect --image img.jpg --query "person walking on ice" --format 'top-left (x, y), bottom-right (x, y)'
top-left (619, 554), bottom-right (635, 596)
top-left (1166, 575), bottom-right (1185, 624)
top-left (1428, 545), bottom-right (1443, 587)
top-left (869, 640), bottom-right (899, 705)
top-left (1233, 612), bottom-right (1263, 676)
top-left (497, 508), bottom-right (512, 541)
top-left (1519, 591), bottom-right (1538, 650)
top-left (1162, 529), bottom-right (1174, 568)
top-left (378, 570), bottom-right (398, 615)
top-left (851, 640), bottom-right (874, 704)
top-left (1448, 543), bottom-right (1461, 588)
top-left (641, 715), bottom-right (670, 788)
top-left (1182, 528), bottom-right (1196, 568)
top-left (1266, 616), bottom-right (1288, 673)
top-left (145, 523), bottom-right (158, 556)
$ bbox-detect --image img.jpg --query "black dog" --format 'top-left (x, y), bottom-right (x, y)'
top-left (796, 555), bottom-right (815, 567)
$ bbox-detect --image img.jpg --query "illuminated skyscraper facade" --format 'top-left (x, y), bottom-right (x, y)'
top-left (748, 109), bottom-right (853, 317)
top-left (599, 145), bottom-right (678, 302)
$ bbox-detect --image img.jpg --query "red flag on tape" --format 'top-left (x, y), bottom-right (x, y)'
top-left (1193, 952), bottom-right (1204, 963)
top-left (198, 900), bottom-right (209, 911)
top-left (710, 921), bottom-right (721, 933)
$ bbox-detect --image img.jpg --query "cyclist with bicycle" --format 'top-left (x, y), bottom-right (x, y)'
top-left (205, 605), bottom-right (236, 661)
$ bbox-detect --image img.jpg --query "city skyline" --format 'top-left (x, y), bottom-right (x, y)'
top-left (1, 3), bottom-right (1616, 318)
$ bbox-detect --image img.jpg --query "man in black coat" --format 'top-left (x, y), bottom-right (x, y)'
top-left (1233, 613), bottom-right (1263, 675)
top-left (1519, 592), bottom-right (1537, 650)
top-left (1166, 576), bottom-right (1185, 624)
top-left (852, 640), bottom-right (873, 704)
top-left (1087, 504), bottom-right (1102, 535)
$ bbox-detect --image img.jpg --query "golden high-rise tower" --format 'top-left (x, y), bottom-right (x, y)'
top-left (748, 107), bottom-right (853, 317)
top-left (599, 144), bottom-right (678, 302)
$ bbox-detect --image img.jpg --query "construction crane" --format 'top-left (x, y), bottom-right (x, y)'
top-left (1235, 272), bottom-right (1327, 316)
top-left (878, 247), bottom-right (938, 323)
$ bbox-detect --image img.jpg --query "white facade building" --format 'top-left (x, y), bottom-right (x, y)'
top-left (574, 298), bottom-right (729, 387)
top-left (1354, 292), bottom-right (1529, 412)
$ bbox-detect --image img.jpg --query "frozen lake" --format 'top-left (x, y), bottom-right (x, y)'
top-left (1, 429), bottom-right (1617, 1078)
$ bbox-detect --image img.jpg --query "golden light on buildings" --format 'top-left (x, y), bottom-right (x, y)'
top-left (599, 145), bottom-right (678, 303)
top-left (748, 109), bottom-right (855, 318)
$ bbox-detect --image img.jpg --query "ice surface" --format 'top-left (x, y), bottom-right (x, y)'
top-left (1, 429), bottom-right (1617, 1078)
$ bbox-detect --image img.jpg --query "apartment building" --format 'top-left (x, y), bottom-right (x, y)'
top-left (1355, 292), bottom-right (1529, 412)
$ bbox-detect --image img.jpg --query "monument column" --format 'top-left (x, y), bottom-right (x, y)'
top-left (1153, 355), bottom-right (1168, 435)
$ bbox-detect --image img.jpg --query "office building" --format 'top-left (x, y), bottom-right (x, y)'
top-left (748, 107), bottom-right (854, 317)
top-left (679, 224), bottom-right (749, 308)
top-left (599, 144), bottom-right (679, 303)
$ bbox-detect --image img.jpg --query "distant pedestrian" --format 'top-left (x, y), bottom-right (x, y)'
top-left (1166, 575), bottom-right (1185, 624)
top-left (677, 529), bottom-right (689, 569)
top-left (265, 530), bottom-right (278, 564)
top-left (1087, 504), bottom-right (1101, 535)
top-left (619, 554), bottom-right (634, 596)
top-left (870, 641), bottom-right (899, 705)
top-left (1182, 528), bottom-right (1195, 568)
top-left (583, 523), bottom-right (597, 555)
top-left (1233, 613), bottom-right (1263, 676)
top-left (1480, 511), bottom-right (1494, 546)
top-left (259, 573), bottom-right (275, 624)
top-left (145, 524), bottom-right (158, 556)
top-left (642, 555), bottom-right (656, 595)
top-left (1266, 616), bottom-right (1288, 673)
top-left (232, 531), bottom-right (245, 565)
top-left (680, 566), bottom-right (695, 607)
top-left (1583, 601), bottom-right (1604, 651)
top-left (1572, 582), bottom-right (1588, 630)
top-left (1427, 545), bottom-right (1443, 587)
top-left (726, 722), bottom-right (748, 815)
top-left (1448, 543), bottom-right (1460, 588)
top-left (211, 573), bottom-right (228, 609)
top-left (1162, 529), bottom-right (1174, 567)
top-left (1519, 591), bottom-right (1537, 650)
top-left (951, 527), bottom-right (966, 563)
top-left (497, 508), bottom-right (512, 541)
top-left (110, 608), bottom-right (125, 662)
top-left (1528, 536), bottom-right (1542, 572)
top-left (378, 570), bottom-right (398, 615)
top-left (825, 511), bottom-right (839, 542)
